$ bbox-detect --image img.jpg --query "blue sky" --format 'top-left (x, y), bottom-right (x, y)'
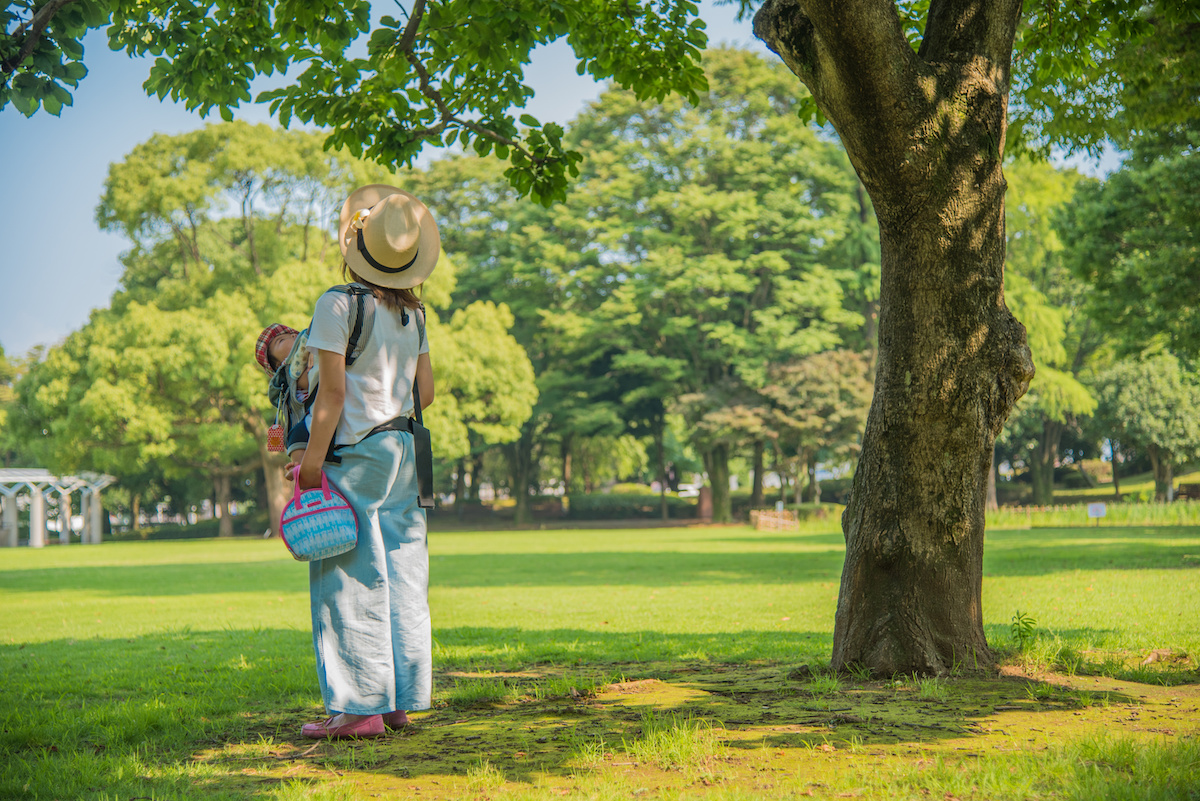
top-left (0, 4), bottom-right (1114, 358)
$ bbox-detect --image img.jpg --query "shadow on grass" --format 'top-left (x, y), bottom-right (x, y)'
top-left (4, 624), bottom-right (1185, 799)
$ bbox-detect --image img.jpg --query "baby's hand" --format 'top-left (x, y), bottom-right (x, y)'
top-left (284, 451), bottom-right (306, 481)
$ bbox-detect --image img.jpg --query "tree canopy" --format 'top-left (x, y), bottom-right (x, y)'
top-left (1060, 130), bottom-right (1200, 359)
top-left (4, 121), bottom-right (534, 533)
top-left (6, 1), bottom-right (1196, 203)
top-left (1091, 352), bottom-right (1200, 500)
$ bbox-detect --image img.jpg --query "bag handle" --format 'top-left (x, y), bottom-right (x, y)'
top-left (292, 466), bottom-right (333, 506)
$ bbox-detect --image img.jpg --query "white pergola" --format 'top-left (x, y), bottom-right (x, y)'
top-left (0, 468), bottom-right (116, 547)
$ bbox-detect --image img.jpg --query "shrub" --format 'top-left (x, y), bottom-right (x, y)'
top-left (609, 483), bottom-right (659, 495)
top-left (566, 492), bottom-right (696, 520)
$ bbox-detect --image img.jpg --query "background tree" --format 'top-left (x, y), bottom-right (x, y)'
top-left (1060, 130), bottom-right (1200, 360)
top-left (433, 300), bottom-right (539, 489)
top-left (999, 160), bottom-right (1097, 505)
top-left (760, 349), bottom-right (873, 505)
top-left (1091, 352), bottom-right (1200, 502)
top-left (566, 48), bottom-right (864, 522)
top-left (0, 343), bottom-right (26, 467)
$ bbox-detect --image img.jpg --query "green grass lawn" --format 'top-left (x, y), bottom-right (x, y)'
top-left (2, 524), bottom-right (1198, 799)
top-left (1004, 468), bottom-right (1200, 505)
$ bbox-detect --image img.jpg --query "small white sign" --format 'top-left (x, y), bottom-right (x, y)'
top-left (775, 500), bottom-right (785, 512)
top-left (1087, 502), bottom-right (1107, 519)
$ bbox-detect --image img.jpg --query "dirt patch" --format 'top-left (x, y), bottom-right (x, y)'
top-left (208, 662), bottom-right (1200, 798)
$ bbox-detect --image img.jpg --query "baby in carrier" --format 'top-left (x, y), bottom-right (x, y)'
top-left (255, 323), bottom-right (317, 458)
top-left (254, 283), bottom-right (393, 462)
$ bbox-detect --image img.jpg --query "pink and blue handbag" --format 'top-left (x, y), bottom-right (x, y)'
top-left (279, 469), bottom-right (358, 561)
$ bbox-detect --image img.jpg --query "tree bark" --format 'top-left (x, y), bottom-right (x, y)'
top-left (1147, 444), bottom-right (1174, 501)
top-left (1110, 439), bottom-right (1122, 499)
top-left (455, 458), bottom-right (467, 519)
top-left (561, 434), bottom-right (574, 494)
top-left (757, 0), bottom-right (1033, 676)
top-left (986, 445), bottom-right (998, 512)
top-left (215, 473), bottom-right (233, 538)
top-left (1029, 419), bottom-right (1063, 505)
top-left (467, 452), bottom-right (482, 501)
top-left (655, 423), bottom-right (669, 520)
top-left (704, 445), bottom-right (732, 523)
top-left (751, 439), bottom-right (765, 509)
top-left (856, 181), bottom-right (880, 380)
top-left (508, 427), bottom-right (536, 524)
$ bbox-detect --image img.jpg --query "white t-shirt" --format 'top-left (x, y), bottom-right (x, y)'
top-left (305, 290), bottom-right (429, 447)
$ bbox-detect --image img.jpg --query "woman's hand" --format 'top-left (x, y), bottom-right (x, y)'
top-left (296, 446), bottom-right (325, 489)
top-left (297, 461), bottom-right (323, 490)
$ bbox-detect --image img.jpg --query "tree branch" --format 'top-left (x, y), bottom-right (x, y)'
top-left (401, 50), bottom-right (547, 166)
top-left (753, 0), bottom-right (921, 173)
top-left (919, 0), bottom-right (1024, 69)
top-left (1, 0), bottom-right (79, 76)
top-left (396, 0), bottom-right (426, 52)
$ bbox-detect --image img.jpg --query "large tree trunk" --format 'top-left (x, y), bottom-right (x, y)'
top-left (856, 181), bottom-right (880, 380)
top-left (757, 0), bottom-right (1033, 676)
top-left (704, 445), bottom-right (732, 523)
top-left (986, 445), bottom-right (998, 512)
top-left (1029, 419), bottom-right (1063, 505)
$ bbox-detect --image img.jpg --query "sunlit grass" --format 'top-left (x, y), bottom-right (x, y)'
top-left (2, 524), bottom-right (1198, 798)
top-left (622, 711), bottom-right (725, 774)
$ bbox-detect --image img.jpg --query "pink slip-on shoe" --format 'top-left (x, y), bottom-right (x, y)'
top-left (302, 714), bottom-right (384, 739)
top-left (382, 711), bottom-right (410, 730)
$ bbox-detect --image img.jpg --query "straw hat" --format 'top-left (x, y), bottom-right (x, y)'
top-left (338, 184), bottom-right (440, 289)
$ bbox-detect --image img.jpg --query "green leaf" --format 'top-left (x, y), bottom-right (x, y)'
top-left (519, 113), bottom-right (539, 127)
top-left (9, 90), bottom-right (37, 117)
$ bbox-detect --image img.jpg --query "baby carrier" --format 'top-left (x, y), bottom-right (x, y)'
top-left (267, 283), bottom-right (434, 507)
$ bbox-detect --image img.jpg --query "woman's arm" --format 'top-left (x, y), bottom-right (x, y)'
top-left (297, 348), bottom-right (346, 489)
top-left (416, 351), bottom-right (434, 409)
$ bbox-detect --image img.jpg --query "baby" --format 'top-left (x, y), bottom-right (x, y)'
top-left (255, 324), bottom-right (312, 393)
top-left (255, 324), bottom-right (318, 456)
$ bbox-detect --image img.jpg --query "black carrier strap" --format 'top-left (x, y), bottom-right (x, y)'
top-left (411, 378), bottom-right (434, 508)
top-left (335, 283), bottom-right (375, 367)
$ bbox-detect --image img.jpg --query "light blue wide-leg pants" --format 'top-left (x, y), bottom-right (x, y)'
top-left (309, 429), bottom-right (431, 715)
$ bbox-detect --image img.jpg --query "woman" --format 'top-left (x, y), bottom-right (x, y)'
top-left (287, 184), bottom-right (438, 739)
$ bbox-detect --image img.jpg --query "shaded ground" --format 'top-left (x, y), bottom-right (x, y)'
top-left (194, 660), bottom-right (1200, 799)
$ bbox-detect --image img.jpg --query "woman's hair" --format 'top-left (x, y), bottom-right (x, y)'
top-left (343, 264), bottom-right (423, 312)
